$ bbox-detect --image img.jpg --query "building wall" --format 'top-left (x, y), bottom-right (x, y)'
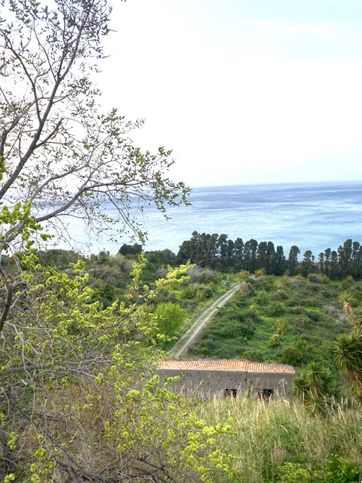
top-left (157, 369), bottom-right (295, 399)
top-left (246, 372), bottom-right (294, 399)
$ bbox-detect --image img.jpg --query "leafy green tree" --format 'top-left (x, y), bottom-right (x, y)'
top-left (119, 243), bottom-right (143, 256)
top-left (330, 250), bottom-right (340, 279)
top-left (301, 250), bottom-right (315, 276)
top-left (154, 302), bottom-right (188, 339)
top-left (323, 248), bottom-right (332, 277)
top-left (288, 245), bottom-right (300, 275)
top-left (281, 340), bottom-right (316, 367)
top-left (243, 239), bottom-right (258, 272)
top-left (233, 237), bottom-right (244, 270)
top-left (0, 243), bottom-right (235, 480)
top-left (217, 233), bottom-right (229, 270)
top-left (338, 239), bottom-right (353, 277)
top-left (0, 0), bottom-right (189, 337)
top-left (274, 245), bottom-right (286, 275)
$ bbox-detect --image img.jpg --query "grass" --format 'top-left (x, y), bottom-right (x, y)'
top-left (192, 396), bottom-right (362, 482)
top-left (186, 274), bottom-right (360, 378)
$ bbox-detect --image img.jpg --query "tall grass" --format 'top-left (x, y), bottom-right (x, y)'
top-left (193, 397), bottom-right (362, 482)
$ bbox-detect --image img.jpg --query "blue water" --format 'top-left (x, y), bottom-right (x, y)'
top-left (53, 181), bottom-right (362, 256)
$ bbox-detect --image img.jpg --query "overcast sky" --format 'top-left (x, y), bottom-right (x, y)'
top-left (99, 0), bottom-right (362, 187)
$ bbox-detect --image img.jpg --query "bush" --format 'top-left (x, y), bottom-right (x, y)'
top-left (274, 289), bottom-right (288, 300)
top-left (196, 285), bottom-right (214, 301)
top-left (274, 319), bottom-right (286, 335)
top-left (281, 340), bottom-right (316, 367)
top-left (265, 301), bottom-right (286, 316)
top-left (154, 302), bottom-right (188, 339)
top-left (290, 305), bottom-right (304, 314)
top-left (305, 309), bottom-right (322, 323)
top-left (182, 285), bottom-right (198, 299)
top-left (268, 333), bottom-right (281, 347)
top-left (254, 289), bottom-right (269, 305)
top-left (277, 455), bottom-right (360, 482)
top-left (242, 349), bottom-right (264, 361)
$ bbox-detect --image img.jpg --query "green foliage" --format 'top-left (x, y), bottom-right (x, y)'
top-left (335, 290), bottom-right (362, 396)
top-left (195, 398), bottom-right (362, 483)
top-left (281, 340), bottom-right (316, 366)
top-left (277, 455), bottom-right (360, 482)
top-left (0, 247), bottom-right (236, 480)
top-left (178, 233), bottom-right (362, 280)
top-left (119, 243), bottom-right (143, 256)
top-left (188, 275), bottom-right (354, 388)
top-left (294, 362), bottom-right (340, 412)
top-left (154, 302), bottom-right (188, 339)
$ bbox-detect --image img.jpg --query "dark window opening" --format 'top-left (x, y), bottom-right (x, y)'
top-left (258, 388), bottom-right (274, 400)
top-left (224, 388), bottom-right (237, 398)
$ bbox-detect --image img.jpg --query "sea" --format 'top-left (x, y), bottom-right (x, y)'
top-left (52, 181), bottom-right (362, 257)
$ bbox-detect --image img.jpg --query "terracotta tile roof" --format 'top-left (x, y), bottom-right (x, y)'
top-left (157, 359), bottom-right (295, 374)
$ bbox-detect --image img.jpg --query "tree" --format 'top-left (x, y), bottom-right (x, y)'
top-left (0, 249), bottom-right (234, 480)
top-left (301, 250), bottom-right (315, 276)
top-left (294, 362), bottom-right (338, 413)
top-left (119, 243), bottom-right (143, 256)
top-left (338, 239), bottom-right (353, 277)
top-left (154, 302), bottom-right (188, 339)
top-left (0, 0), bottom-right (189, 332)
top-left (243, 239), bottom-right (258, 272)
top-left (233, 237), bottom-right (244, 270)
top-left (0, 0), bottom-right (188, 250)
top-left (336, 293), bottom-right (362, 397)
top-left (287, 245), bottom-right (300, 275)
top-left (274, 245), bottom-right (286, 275)
top-left (0, 3), bottom-right (238, 480)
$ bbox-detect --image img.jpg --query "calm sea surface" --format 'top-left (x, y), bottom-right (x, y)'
top-left (55, 181), bottom-right (362, 256)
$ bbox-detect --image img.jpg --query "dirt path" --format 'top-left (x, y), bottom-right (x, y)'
top-left (169, 282), bottom-right (242, 359)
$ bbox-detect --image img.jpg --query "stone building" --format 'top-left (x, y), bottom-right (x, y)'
top-left (157, 359), bottom-right (296, 399)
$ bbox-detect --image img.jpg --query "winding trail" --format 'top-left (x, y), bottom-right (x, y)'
top-left (169, 282), bottom-right (242, 359)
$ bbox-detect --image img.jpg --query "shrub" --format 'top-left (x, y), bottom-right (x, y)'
top-left (242, 350), bottom-right (264, 361)
top-left (305, 309), bottom-right (322, 323)
top-left (154, 302), bottom-right (188, 339)
top-left (290, 305), bottom-right (304, 314)
top-left (239, 270), bottom-right (250, 280)
top-left (265, 302), bottom-right (286, 316)
top-left (308, 273), bottom-right (321, 283)
top-left (269, 333), bottom-right (281, 347)
top-left (274, 289), bottom-right (288, 300)
top-left (196, 286), bottom-right (214, 301)
top-left (254, 289), bottom-right (269, 305)
top-left (281, 340), bottom-right (316, 367)
top-left (275, 319), bottom-right (286, 335)
top-left (277, 455), bottom-right (360, 482)
top-left (183, 285), bottom-right (198, 299)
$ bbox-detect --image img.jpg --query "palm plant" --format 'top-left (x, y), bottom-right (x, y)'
top-left (336, 333), bottom-right (362, 396)
top-left (336, 290), bottom-right (362, 397)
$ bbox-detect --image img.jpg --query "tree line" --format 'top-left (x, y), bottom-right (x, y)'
top-left (177, 231), bottom-right (362, 279)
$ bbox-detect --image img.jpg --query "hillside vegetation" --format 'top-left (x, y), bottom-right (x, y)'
top-left (186, 273), bottom-right (361, 395)
top-left (186, 273), bottom-right (354, 365)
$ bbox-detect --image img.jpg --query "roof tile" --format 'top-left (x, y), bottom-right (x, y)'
top-left (157, 359), bottom-right (295, 374)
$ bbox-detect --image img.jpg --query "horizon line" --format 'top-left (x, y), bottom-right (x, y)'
top-left (189, 179), bottom-right (362, 190)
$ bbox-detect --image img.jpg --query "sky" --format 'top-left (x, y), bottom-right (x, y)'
top-left (98, 0), bottom-right (362, 187)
